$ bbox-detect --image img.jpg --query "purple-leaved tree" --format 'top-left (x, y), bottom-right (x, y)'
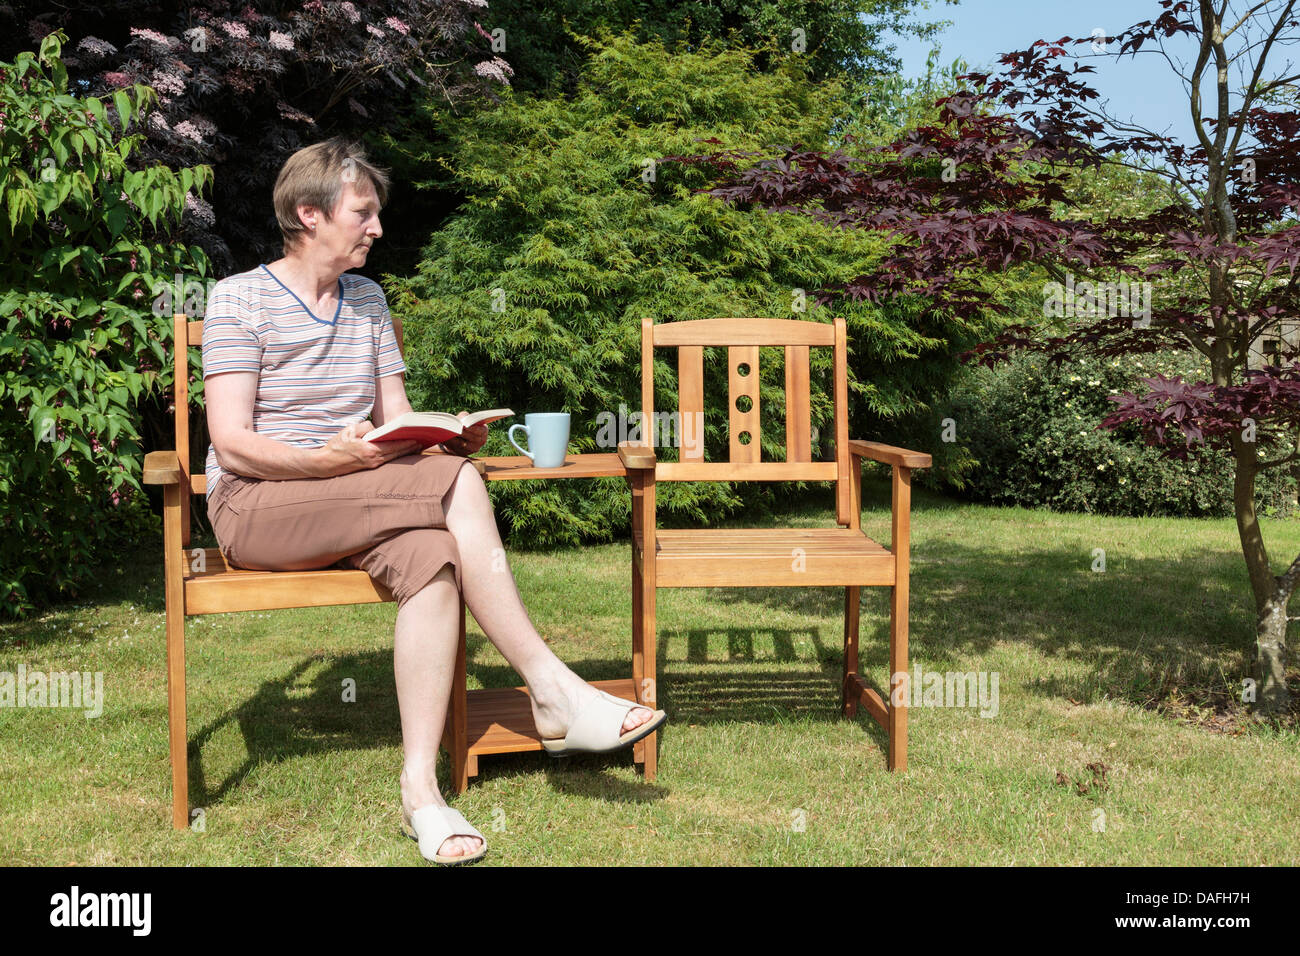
top-left (6, 1), bottom-right (511, 273)
top-left (661, 0), bottom-right (1300, 714)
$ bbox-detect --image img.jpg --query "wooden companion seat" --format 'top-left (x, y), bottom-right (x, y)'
top-left (143, 310), bottom-right (930, 832)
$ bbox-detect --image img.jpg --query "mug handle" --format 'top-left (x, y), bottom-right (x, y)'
top-left (508, 423), bottom-right (533, 461)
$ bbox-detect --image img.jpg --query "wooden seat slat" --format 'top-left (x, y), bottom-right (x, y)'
top-left (653, 530), bottom-right (895, 587)
top-left (185, 569), bottom-right (393, 615)
top-left (655, 528), bottom-right (884, 546)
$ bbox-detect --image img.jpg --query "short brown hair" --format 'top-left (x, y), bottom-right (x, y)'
top-left (273, 137), bottom-right (390, 252)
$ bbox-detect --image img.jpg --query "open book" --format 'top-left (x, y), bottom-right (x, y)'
top-left (365, 408), bottom-right (514, 448)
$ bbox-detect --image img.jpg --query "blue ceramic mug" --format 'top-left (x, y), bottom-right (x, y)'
top-left (508, 412), bottom-right (570, 468)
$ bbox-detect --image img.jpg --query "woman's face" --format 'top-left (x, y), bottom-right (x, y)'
top-left (306, 177), bottom-right (383, 271)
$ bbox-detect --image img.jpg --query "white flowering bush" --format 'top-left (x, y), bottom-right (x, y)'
top-left (945, 350), bottom-right (1299, 517)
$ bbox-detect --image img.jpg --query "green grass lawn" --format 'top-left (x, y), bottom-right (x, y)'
top-left (2, 479), bottom-right (1297, 865)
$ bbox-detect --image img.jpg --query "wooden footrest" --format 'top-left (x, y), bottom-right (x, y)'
top-left (465, 678), bottom-right (641, 756)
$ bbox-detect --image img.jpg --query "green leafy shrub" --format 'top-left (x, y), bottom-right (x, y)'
top-left (944, 349), bottom-right (1298, 517)
top-left (0, 32), bottom-right (209, 616)
top-left (388, 32), bottom-right (1000, 546)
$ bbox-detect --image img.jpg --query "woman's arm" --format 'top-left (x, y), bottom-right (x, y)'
top-left (207, 370), bottom-right (420, 479)
top-left (372, 371), bottom-right (414, 427)
top-left (372, 369), bottom-right (447, 455)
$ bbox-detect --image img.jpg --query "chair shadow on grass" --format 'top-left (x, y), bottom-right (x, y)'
top-left (113, 485), bottom-right (1268, 812)
top-left (184, 641), bottom-right (677, 813)
top-left (650, 481), bottom-right (1261, 714)
top-left (686, 542), bottom-right (1257, 713)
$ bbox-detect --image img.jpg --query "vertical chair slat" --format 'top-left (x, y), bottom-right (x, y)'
top-left (833, 318), bottom-right (850, 525)
top-left (728, 345), bottom-right (760, 462)
top-left (174, 314), bottom-right (192, 549)
top-left (784, 345), bottom-right (811, 462)
top-left (678, 345), bottom-right (704, 462)
top-left (641, 317), bottom-right (655, 450)
top-left (846, 447), bottom-right (861, 531)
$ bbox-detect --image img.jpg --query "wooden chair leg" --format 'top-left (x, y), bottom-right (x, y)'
top-left (162, 483), bottom-right (189, 830)
top-left (642, 585), bottom-right (657, 782)
top-left (842, 586), bottom-right (860, 718)
top-left (888, 581), bottom-right (908, 771)
top-left (166, 604), bottom-right (189, 830)
top-left (632, 555), bottom-right (645, 768)
top-left (631, 547), bottom-right (657, 781)
top-left (446, 596), bottom-right (469, 795)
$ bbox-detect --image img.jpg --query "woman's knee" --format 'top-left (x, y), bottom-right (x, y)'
top-left (411, 562), bottom-right (457, 594)
top-left (399, 564), bottom-right (460, 615)
top-left (443, 459), bottom-right (488, 516)
top-left (453, 458), bottom-right (484, 489)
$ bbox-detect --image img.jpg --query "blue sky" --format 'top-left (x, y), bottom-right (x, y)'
top-left (884, 0), bottom-right (1205, 146)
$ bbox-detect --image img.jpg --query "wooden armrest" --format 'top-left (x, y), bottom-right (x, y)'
top-left (848, 440), bottom-right (932, 469)
top-left (143, 450), bottom-right (185, 485)
top-left (618, 442), bottom-right (656, 470)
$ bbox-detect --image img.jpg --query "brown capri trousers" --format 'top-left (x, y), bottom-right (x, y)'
top-left (206, 452), bottom-right (474, 608)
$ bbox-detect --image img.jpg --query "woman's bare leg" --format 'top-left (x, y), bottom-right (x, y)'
top-left (440, 460), bottom-right (655, 740)
top-left (394, 565), bottom-right (481, 859)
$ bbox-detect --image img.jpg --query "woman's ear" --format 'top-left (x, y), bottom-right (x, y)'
top-left (296, 203), bottom-right (319, 234)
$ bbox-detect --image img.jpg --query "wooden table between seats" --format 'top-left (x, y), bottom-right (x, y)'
top-left (441, 452), bottom-right (642, 783)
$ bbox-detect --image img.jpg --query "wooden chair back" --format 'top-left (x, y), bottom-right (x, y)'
top-left (639, 315), bottom-right (854, 525)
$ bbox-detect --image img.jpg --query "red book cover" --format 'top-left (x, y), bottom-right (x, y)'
top-left (365, 409), bottom-right (513, 447)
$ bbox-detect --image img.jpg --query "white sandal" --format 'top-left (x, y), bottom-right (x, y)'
top-left (540, 689), bottom-right (668, 757)
top-left (400, 805), bottom-right (487, 865)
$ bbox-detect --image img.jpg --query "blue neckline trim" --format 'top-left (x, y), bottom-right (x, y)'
top-left (260, 265), bottom-right (344, 326)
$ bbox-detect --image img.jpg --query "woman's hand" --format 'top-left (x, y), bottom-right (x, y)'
top-left (318, 420), bottom-right (423, 477)
top-left (439, 411), bottom-right (488, 457)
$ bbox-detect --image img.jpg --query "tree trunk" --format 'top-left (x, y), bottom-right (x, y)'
top-left (1232, 439), bottom-right (1291, 714)
top-left (1256, 588), bottom-right (1291, 716)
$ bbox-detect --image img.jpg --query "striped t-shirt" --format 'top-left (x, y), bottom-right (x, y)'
top-left (202, 265), bottom-right (407, 499)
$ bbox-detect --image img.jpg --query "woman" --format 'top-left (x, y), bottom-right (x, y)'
top-left (203, 137), bottom-right (666, 864)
